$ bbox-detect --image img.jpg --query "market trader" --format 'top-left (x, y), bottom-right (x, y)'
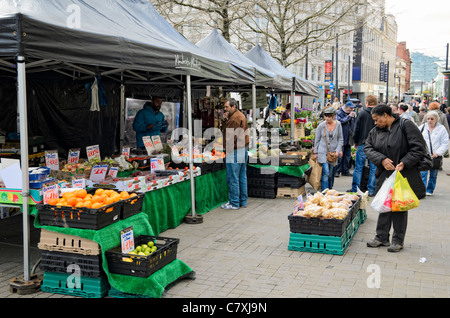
top-left (133, 96), bottom-right (168, 149)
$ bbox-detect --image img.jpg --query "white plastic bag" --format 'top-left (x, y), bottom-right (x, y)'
top-left (370, 170), bottom-right (397, 213)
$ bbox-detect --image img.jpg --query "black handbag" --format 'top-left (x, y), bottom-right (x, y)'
top-left (427, 130), bottom-right (442, 170)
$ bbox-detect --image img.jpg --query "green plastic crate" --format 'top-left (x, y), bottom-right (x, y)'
top-left (288, 209), bottom-right (367, 255)
top-left (41, 272), bottom-right (110, 298)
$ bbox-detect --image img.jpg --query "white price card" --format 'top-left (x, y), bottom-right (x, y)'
top-left (151, 135), bottom-right (163, 152)
top-left (86, 145), bottom-right (101, 162)
top-left (121, 226), bottom-right (135, 254)
top-left (45, 150), bottom-right (59, 171)
top-left (43, 183), bottom-right (59, 204)
top-left (150, 158), bottom-right (159, 172)
top-left (122, 146), bottom-right (130, 158)
top-left (89, 164), bottom-right (109, 182)
top-left (67, 149), bottom-right (80, 164)
top-left (108, 166), bottom-right (119, 178)
top-left (72, 178), bottom-right (86, 189)
top-left (142, 136), bottom-right (155, 156)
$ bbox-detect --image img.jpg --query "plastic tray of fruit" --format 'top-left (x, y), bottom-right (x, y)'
top-left (105, 235), bottom-right (179, 278)
top-left (120, 192), bottom-right (145, 220)
top-left (36, 189), bottom-right (133, 230)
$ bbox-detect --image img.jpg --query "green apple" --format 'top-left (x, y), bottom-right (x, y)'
top-left (135, 246), bottom-right (142, 252)
top-left (147, 241), bottom-right (155, 248)
top-left (151, 246), bottom-right (157, 252)
top-left (141, 244), bottom-right (148, 250)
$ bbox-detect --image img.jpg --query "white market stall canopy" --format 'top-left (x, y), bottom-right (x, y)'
top-left (245, 45), bottom-right (319, 97)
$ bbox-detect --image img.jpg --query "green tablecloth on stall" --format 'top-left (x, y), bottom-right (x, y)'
top-left (141, 169), bottom-right (228, 235)
top-left (30, 211), bottom-right (194, 298)
top-left (248, 164), bottom-right (310, 178)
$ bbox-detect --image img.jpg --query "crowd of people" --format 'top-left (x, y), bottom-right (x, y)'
top-left (312, 96), bottom-right (449, 252)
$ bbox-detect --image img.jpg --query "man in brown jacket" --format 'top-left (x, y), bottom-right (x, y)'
top-left (221, 98), bottom-right (250, 210)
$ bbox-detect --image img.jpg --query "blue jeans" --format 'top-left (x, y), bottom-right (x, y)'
top-left (321, 162), bottom-right (335, 190)
top-left (421, 170), bottom-right (438, 194)
top-left (351, 145), bottom-right (376, 194)
top-left (225, 148), bottom-right (248, 207)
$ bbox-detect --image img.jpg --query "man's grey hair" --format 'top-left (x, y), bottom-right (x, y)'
top-left (226, 98), bottom-right (238, 108)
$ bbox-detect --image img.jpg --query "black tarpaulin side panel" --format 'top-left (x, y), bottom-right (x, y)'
top-left (0, 77), bottom-right (120, 158)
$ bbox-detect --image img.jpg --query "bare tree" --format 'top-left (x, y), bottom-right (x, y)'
top-left (152, 0), bottom-right (246, 42)
top-left (238, 0), bottom-right (364, 67)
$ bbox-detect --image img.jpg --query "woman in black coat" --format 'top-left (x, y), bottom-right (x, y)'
top-left (364, 104), bottom-right (426, 252)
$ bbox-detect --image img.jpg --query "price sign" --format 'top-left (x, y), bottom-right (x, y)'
top-left (120, 226), bottom-right (135, 254)
top-left (157, 157), bottom-right (165, 170)
top-left (142, 136), bottom-right (155, 156)
top-left (151, 135), bottom-right (163, 152)
top-left (89, 164), bottom-right (109, 182)
top-left (45, 150), bottom-right (59, 171)
top-left (72, 178), bottom-right (86, 189)
top-left (67, 149), bottom-right (80, 164)
top-left (43, 184), bottom-right (59, 204)
top-left (86, 145), bottom-right (101, 162)
top-left (108, 166), bottom-right (119, 178)
top-left (122, 146), bottom-right (130, 158)
top-left (150, 158), bottom-right (159, 172)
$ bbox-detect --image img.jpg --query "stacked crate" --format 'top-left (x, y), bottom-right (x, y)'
top-left (247, 166), bottom-right (277, 199)
top-left (276, 173), bottom-right (307, 199)
top-left (38, 229), bottom-right (110, 298)
top-left (37, 189), bottom-right (145, 298)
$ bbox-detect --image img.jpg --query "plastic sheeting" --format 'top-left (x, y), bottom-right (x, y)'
top-left (245, 45), bottom-right (319, 96)
top-left (0, 0), bottom-right (254, 84)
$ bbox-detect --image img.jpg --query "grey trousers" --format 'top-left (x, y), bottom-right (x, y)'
top-left (374, 211), bottom-right (408, 245)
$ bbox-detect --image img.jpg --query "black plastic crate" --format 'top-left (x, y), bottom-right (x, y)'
top-left (105, 235), bottom-right (179, 278)
top-left (120, 193), bottom-right (145, 220)
top-left (37, 201), bottom-right (121, 230)
top-left (277, 174), bottom-right (306, 188)
top-left (247, 176), bottom-right (277, 189)
top-left (288, 211), bottom-right (352, 237)
top-left (278, 155), bottom-right (309, 166)
top-left (247, 165), bottom-right (277, 178)
top-left (248, 187), bottom-right (277, 199)
top-left (40, 251), bottom-right (104, 277)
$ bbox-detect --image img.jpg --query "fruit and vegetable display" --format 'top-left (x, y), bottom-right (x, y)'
top-left (293, 190), bottom-right (359, 220)
top-left (46, 188), bottom-right (138, 209)
top-left (127, 241), bottom-right (158, 256)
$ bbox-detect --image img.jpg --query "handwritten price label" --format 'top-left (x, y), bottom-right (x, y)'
top-left (121, 226), bottom-right (135, 254)
top-left (89, 164), bottom-right (109, 182)
top-left (72, 178), bottom-right (86, 189)
top-left (142, 136), bottom-right (154, 156)
top-left (108, 166), bottom-right (119, 178)
top-left (43, 184), bottom-right (59, 204)
top-left (150, 158), bottom-right (159, 172)
top-left (45, 150), bottom-right (59, 171)
top-left (68, 149), bottom-right (80, 164)
top-left (86, 145), bottom-right (101, 162)
top-left (122, 146), bottom-right (130, 158)
top-left (152, 135), bottom-right (163, 151)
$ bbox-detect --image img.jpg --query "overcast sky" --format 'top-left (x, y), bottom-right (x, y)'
top-left (385, 0), bottom-right (449, 60)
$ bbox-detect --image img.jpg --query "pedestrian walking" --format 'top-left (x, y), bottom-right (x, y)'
top-left (365, 104), bottom-right (426, 252)
top-left (421, 101), bottom-right (450, 135)
top-left (312, 107), bottom-right (343, 191)
top-left (334, 101), bottom-right (356, 177)
top-left (398, 103), bottom-right (412, 121)
top-left (349, 95), bottom-right (377, 196)
top-left (418, 106), bottom-right (427, 124)
top-left (221, 98), bottom-right (250, 210)
top-left (418, 111), bottom-right (449, 196)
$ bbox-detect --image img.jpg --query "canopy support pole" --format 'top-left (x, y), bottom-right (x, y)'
top-left (119, 74), bottom-right (125, 151)
top-left (17, 56), bottom-right (31, 281)
top-left (251, 84), bottom-right (257, 150)
top-left (290, 78), bottom-right (296, 145)
top-left (184, 75), bottom-right (203, 224)
top-left (9, 56), bottom-right (43, 296)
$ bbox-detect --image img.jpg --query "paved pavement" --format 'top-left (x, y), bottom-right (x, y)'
top-left (1, 159), bottom-right (450, 299)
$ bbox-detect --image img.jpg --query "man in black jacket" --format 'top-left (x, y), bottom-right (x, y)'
top-left (364, 104), bottom-right (426, 252)
top-left (349, 95), bottom-right (377, 195)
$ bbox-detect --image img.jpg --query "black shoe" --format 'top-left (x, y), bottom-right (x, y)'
top-left (346, 189), bottom-right (355, 193)
top-left (342, 173), bottom-right (353, 177)
top-left (367, 239), bottom-right (390, 248)
top-left (335, 173), bottom-right (340, 178)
